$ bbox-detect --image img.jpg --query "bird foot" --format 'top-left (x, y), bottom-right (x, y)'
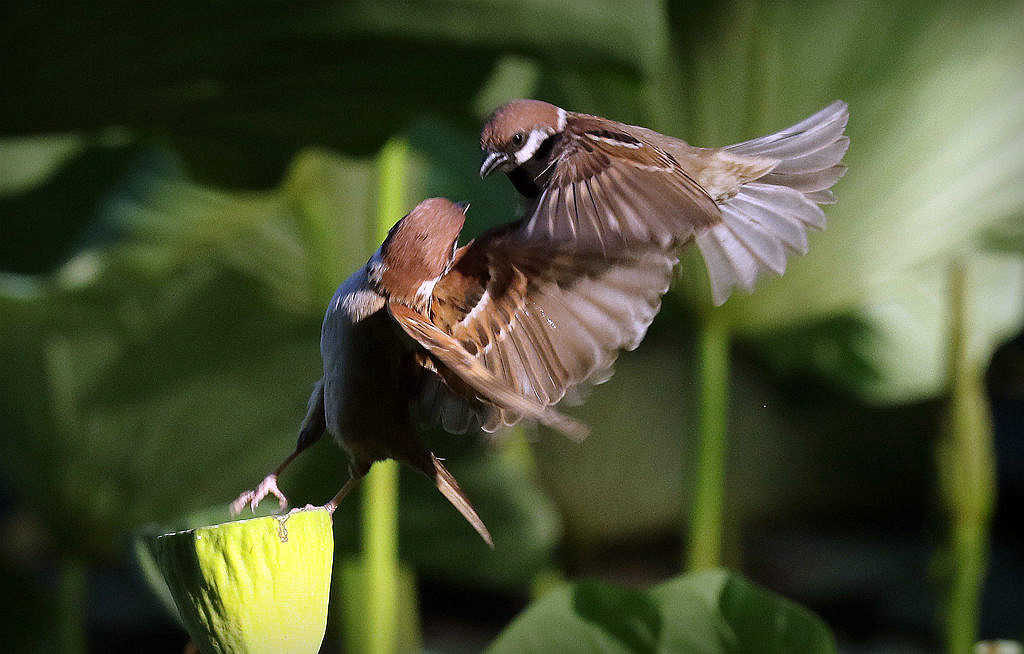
top-left (230, 474), bottom-right (288, 516)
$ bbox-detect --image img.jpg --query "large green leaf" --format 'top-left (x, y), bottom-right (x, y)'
top-left (0, 138), bottom-right (142, 273)
top-left (485, 570), bottom-right (836, 654)
top-left (712, 2), bottom-right (1024, 328)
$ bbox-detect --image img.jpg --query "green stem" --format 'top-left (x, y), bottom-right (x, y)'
top-left (687, 313), bottom-right (731, 571)
top-left (374, 138), bottom-right (409, 244)
top-left (359, 137), bottom-right (410, 654)
top-left (58, 559), bottom-right (88, 654)
top-left (362, 460), bottom-right (401, 654)
top-left (940, 261), bottom-right (996, 654)
top-left (645, 25), bottom-right (734, 574)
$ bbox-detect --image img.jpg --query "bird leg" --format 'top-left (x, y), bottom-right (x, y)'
top-left (230, 379), bottom-right (326, 516)
top-left (322, 469), bottom-right (367, 514)
top-left (323, 458), bottom-right (373, 514)
top-left (229, 448), bottom-right (301, 515)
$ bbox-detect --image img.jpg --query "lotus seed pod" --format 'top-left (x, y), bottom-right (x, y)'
top-left (155, 507), bottom-right (334, 654)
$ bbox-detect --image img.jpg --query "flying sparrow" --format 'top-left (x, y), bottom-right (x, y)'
top-left (480, 99), bottom-right (849, 304)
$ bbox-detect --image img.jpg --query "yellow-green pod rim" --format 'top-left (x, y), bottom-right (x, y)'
top-left (155, 507), bottom-right (334, 654)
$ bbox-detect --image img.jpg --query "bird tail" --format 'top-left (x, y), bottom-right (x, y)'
top-left (425, 452), bottom-right (494, 548)
top-left (695, 101), bottom-right (849, 305)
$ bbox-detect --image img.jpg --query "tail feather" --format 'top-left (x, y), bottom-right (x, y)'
top-left (697, 101), bottom-right (849, 305)
top-left (428, 453), bottom-right (494, 548)
top-left (725, 100), bottom-right (849, 160)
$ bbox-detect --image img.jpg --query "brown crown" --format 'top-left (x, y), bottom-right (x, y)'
top-left (378, 198), bottom-right (466, 304)
top-left (480, 99), bottom-right (562, 151)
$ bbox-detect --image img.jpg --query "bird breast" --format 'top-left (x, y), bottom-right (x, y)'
top-left (320, 269), bottom-right (412, 458)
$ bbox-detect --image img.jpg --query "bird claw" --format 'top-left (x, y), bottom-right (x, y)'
top-left (229, 474), bottom-right (289, 516)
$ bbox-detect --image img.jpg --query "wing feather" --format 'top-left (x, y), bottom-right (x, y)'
top-left (415, 239), bottom-right (676, 434)
top-left (695, 102), bottom-right (848, 303)
top-left (519, 119), bottom-right (721, 251)
top-left (389, 300), bottom-right (588, 439)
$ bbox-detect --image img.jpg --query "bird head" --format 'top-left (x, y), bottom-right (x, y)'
top-left (479, 99), bottom-right (566, 177)
top-left (372, 198), bottom-right (468, 310)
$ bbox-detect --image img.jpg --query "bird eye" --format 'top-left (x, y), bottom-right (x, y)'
top-left (511, 131), bottom-right (525, 147)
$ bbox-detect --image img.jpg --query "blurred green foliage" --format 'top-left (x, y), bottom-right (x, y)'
top-left (486, 570), bottom-right (836, 654)
top-left (1, 0), bottom-right (1022, 652)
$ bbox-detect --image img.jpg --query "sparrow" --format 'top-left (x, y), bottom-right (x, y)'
top-left (230, 192), bottom-right (688, 546)
top-left (480, 99), bottom-right (849, 304)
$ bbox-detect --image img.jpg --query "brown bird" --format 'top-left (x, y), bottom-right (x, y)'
top-left (480, 99), bottom-right (849, 304)
top-left (229, 194), bottom-right (679, 546)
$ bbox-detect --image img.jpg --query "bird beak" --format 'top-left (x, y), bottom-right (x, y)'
top-left (479, 151), bottom-right (510, 177)
top-left (454, 201), bottom-right (470, 213)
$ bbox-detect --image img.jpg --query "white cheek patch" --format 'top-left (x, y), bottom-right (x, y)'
top-left (556, 107), bottom-right (567, 131)
top-left (515, 128), bottom-right (552, 164)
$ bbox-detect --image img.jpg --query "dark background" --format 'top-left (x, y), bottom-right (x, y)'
top-left (1, 1), bottom-right (1022, 652)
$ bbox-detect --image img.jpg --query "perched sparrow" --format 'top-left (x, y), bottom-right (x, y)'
top-left (230, 193), bottom-right (687, 546)
top-left (480, 99), bottom-right (849, 304)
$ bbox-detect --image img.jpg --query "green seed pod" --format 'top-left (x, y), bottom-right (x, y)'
top-left (155, 507), bottom-right (334, 654)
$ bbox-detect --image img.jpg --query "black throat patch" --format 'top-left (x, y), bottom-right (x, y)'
top-left (507, 133), bottom-right (561, 198)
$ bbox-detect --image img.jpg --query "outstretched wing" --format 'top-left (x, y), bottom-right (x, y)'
top-left (413, 232), bottom-right (677, 434)
top-left (529, 105), bottom-right (848, 306)
top-left (389, 298), bottom-right (589, 438)
top-left (520, 115), bottom-right (722, 252)
top-left (404, 118), bottom-right (712, 434)
top-left (412, 103), bottom-right (848, 432)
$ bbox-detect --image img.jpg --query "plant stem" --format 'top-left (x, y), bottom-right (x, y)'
top-left (374, 138), bottom-right (409, 243)
top-left (360, 137), bottom-right (409, 654)
top-left (643, 31), bottom-right (734, 573)
top-left (940, 261), bottom-right (996, 654)
top-left (363, 459), bottom-right (401, 654)
top-left (687, 313), bottom-right (730, 571)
